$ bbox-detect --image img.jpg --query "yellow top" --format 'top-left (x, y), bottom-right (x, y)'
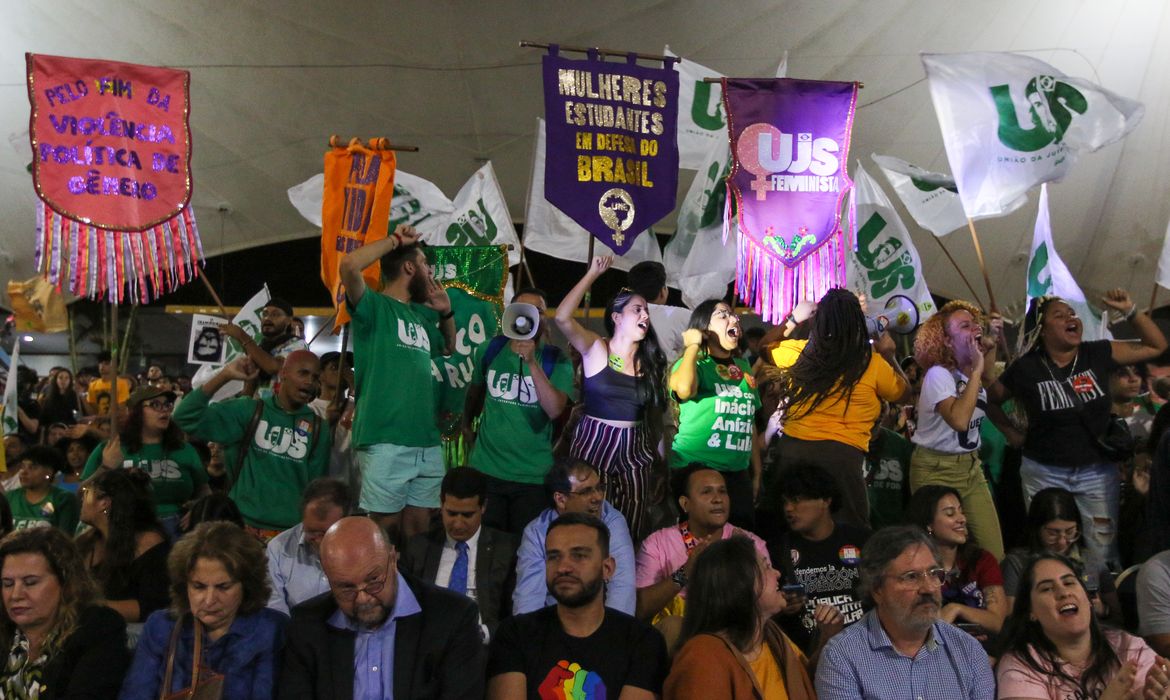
top-left (747, 644), bottom-right (789, 699)
top-left (769, 339), bottom-right (807, 369)
top-left (782, 351), bottom-right (906, 452)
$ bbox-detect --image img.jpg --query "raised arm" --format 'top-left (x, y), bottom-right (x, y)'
top-left (668, 330), bottom-right (705, 401)
top-left (339, 224), bottom-right (420, 306)
top-left (555, 256), bottom-right (611, 355)
top-left (1103, 288), bottom-right (1168, 365)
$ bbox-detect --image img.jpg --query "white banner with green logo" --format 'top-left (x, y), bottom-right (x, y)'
top-left (871, 153), bottom-right (1025, 237)
top-left (666, 46), bottom-right (787, 170)
top-left (922, 52), bottom-right (1143, 219)
top-left (191, 286), bottom-right (270, 401)
top-left (1026, 184), bottom-right (1109, 341)
top-left (1, 339), bottom-right (21, 437)
top-left (848, 164), bottom-right (936, 321)
top-left (663, 138), bottom-right (735, 308)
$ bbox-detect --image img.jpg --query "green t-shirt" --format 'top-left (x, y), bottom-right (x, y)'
top-left (670, 355), bottom-right (760, 471)
top-left (468, 339), bottom-right (578, 484)
top-left (864, 428), bottom-right (913, 530)
top-left (348, 291), bottom-right (445, 449)
top-left (173, 389), bottom-right (330, 530)
top-left (81, 442), bottom-right (208, 516)
top-left (7, 487), bottom-right (80, 534)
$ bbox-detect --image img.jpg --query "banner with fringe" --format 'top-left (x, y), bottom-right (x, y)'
top-left (722, 78), bottom-right (858, 322)
top-left (27, 53), bottom-right (200, 303)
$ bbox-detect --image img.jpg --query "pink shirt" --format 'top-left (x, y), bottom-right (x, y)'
top-left (635, 522), bottom-right (770, 598)
top-left (996, 631), bottom-right (1155, 699)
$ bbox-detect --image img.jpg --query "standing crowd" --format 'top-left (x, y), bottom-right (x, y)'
top-left (3, 224), bottom-right (1170, 699)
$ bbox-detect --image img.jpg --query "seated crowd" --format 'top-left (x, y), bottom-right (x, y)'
top-left (2, 231), bottom-right (1170, 699)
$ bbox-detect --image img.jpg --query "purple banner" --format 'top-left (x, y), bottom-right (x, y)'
top-left (723, 78), bottom-right (858, 321)
top-left (542, 49), bottom-right (679, 256)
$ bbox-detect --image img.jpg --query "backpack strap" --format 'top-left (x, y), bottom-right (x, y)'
top-left (480, 336), bottom-right (510, 377)
top-left (539, 343), bottom-right (562, 380)
top-left (229, 399), bottom-right (265, 491)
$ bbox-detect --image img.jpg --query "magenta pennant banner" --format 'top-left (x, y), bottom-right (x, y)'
top-left (541, 47), bottom-right (679, 255)
top-left (723, 78), bottom-right (858, 322)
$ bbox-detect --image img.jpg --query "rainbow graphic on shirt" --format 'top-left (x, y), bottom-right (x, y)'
top-left (538, 659), bottom-right (607, 699)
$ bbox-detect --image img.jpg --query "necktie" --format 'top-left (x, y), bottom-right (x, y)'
top-left (448, 541), bottom-right (469, 596)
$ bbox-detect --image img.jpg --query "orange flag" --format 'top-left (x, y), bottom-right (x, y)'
top-left (320, 141), bottom-right (397, 330)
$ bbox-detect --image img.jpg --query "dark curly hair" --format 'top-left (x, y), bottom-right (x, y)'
top-left (119, 400), bottom-right (185, 454)
top-left (167, 522), bottom-right (269, 619)
top-left (777, 288), bottom-right (872, 420)
top-left (0, 527), bottom-right (100, 655)
top-left (75, 469), bottom-right (165, 599)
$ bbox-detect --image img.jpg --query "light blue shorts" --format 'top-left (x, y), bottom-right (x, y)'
top-left (356, 442), bottom-right (444, 513)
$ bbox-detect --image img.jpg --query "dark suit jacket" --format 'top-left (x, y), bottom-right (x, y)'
top-left (278, 572), bottom-right (484, 700)
top-left (402, 525), bottom-right (518, 636)
top-left (42, 605), bottom-right (130, 700)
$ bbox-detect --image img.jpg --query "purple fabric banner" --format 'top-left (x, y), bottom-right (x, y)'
top-left (542, 49), bottom-right (679, 256)
top-left (723, 78), bottom-right (858, 322)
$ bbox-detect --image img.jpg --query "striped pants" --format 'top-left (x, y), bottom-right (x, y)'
top-left (571, 414), bottom-right (656, 540)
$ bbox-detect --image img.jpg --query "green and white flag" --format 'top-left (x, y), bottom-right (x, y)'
top-left (191, 286), bottom-right (270, 401)
top-left (666, 46), bottom-right (787, 170)
top-left (1155, 216), bottom-right (1170, 292)
top-left (922, 51), bottom-right (1143, 218)
top-left (386, 171), bottom-right (456, 241)
top-left (1026, 184), bottom-right (1109, 340)
top-left (848, 164), bottom-right (936, 321)
top-left (871, 154), bottom-right (1026, 237)
top-left (441, 162), bottom-right (521, 266)
top-left (2, 339), bottom-right (21, 437)
top-left (663, 138), bottom-right (735, 308)
top-left (524, 118), bottom-right (662, 271)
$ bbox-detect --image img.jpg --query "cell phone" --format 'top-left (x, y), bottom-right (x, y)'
top-left (781, 583), bottom-right (806, 596)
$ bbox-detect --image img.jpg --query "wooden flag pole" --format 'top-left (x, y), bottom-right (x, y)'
top-left (196, 267), bottom-right (230, 319)
top-left (327, 136), bottom-right (419, 152)
top-left (109, 302), bottom-right (120, 434)
top-left (1151, 283), bottom-right (1160, 311)
top-left (930, 234), bottom-right (986, 311)
top-left (966, 218), bottom-right (998, 312)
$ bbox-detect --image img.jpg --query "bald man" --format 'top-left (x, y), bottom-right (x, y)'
top-left (280, 516), bottom-right (485, 700)
top-left (174, 352), bottom-right (331, 539)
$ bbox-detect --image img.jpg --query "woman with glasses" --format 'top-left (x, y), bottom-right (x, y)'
top-left (75, 469), bottom-right (170, 623)
top-left (996, 554), bottom-right (1168, 700)
top-left (556, 255), bottom-right (667, 540)
top-left (82, 387), bottom-right (210, 540)
top-left (669, 300), bottom-right (761, 528)
top-left (905, 485), bottom-right (1007, 638)
top-left (120, 521), bottom-right (285, 700)
top-left (774, 289), bottom-right (911, 528)
top-left (1000, 487), bottom-right (1123, 625)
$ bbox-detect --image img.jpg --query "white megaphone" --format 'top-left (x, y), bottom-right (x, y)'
top-left (865, 295), bottom-right (921, 337)
top-left (501, 302), bottom-right (541, 340)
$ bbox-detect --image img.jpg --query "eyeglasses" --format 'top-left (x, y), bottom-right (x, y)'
top-left (143, 399), bottom-right (174, 412)
top-left (1041, 526), bottom-right (1080, 544)
top-left (331, 572), bottom-right (388, 602)
top-left (712, 309), bottom-right (738, 321)
top-left (567, 484), bottom-right (605, 498)
top-left (888, 567), bottom-right (948, 588)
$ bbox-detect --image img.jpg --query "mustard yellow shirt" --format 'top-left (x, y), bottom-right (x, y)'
top-left (783, 351), bottom-right (906, 452)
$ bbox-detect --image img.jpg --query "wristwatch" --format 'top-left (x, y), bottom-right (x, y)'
top-left (670, 566), bottom-right (687, 589)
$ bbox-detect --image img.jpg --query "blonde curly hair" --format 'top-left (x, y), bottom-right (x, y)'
top-left (913, 300), bottom-right (983, 370)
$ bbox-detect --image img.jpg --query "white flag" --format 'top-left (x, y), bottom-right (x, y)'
top-left (666, 47), bottom-right (787, 170)
top-left (871, 154), bottom-right (1025, 236)
top-left (288, 170), bottom-right (454, 242)
top-left (849, 164), bottom-right (936, 322)
top-left (1026, 184), bottom-right (1109, 340)
top-left (2, 339), bottom-right (21, 437)
top-left (438, 162), bottom-right (521, 266)
top-left (663, 139), bottom-right (736, 308)
top-left (922, 51), bottom-right (1143, 218)
top-left (523, 118), bottom-right (662, 271)
top-left (191, 286), bottom-right (270, 401)
top-left (1156, 217), bottom-right (1170, 292)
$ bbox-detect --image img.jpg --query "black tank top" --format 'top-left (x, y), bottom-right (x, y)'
top-left (583, 366), bottom-right (649, 421)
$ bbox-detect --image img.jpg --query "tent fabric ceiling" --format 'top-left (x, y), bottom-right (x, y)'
top-left (3, 0), bottom-right (1169, 316)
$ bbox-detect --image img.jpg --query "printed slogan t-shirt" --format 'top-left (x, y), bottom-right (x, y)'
top-left (469, 339), bottom-right (577, 484)
top-left (913, 366), bottom-right (987, 454)
top-left (348, 291), bottom-right (445, 449)
top-left (999, 339), bottom-right (1118, 466)
top-left (81, 441), bottom-right (208, 516)
top-left (488, 606), bottom-right (668, 700)
top-left (670, 355), bottom-right (760, 471)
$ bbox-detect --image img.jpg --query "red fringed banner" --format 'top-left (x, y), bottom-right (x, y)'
top-left (27, 53), bottom-right (201, 303)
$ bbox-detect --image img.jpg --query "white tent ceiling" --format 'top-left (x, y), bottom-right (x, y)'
top-left (3, 0), bottom-right (1169, 316)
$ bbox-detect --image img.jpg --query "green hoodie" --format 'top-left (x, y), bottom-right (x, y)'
top-left (174, 389), bottom-right (330, 529)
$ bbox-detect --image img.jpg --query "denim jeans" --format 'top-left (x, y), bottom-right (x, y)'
top-left (1020, 457), bottom-right (1121, 572)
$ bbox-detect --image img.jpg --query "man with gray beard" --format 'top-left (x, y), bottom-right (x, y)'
top-left (815, 526), bottom-right (994, 700)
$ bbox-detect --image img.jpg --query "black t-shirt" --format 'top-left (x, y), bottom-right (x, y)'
top-left (488, 606), bottom-right (668, 699)
top-left (770, 523), bottom-right (871, 651)
top-left (1000, 340), bottom-right (1118, 466)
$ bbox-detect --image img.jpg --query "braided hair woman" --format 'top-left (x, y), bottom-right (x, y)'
top-left (773, 289), bottom-right (910, 527)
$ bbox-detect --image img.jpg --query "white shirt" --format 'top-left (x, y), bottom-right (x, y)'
top-left (913, 365), bottom-right (986, 454)
top-left (649, 303), bottom-right (690, 365)
top-left (436, 526), bottom-right (480, 600)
